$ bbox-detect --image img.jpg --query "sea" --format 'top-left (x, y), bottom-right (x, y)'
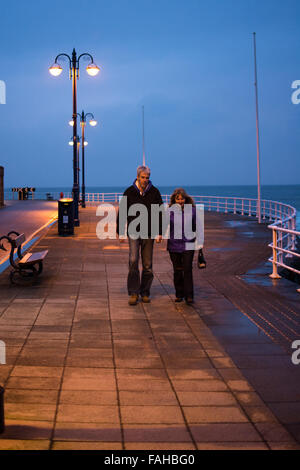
top-left (4, 184), bottom-right (300, 230)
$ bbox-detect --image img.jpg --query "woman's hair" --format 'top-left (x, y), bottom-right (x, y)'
top-left (169, 188), bottom-right (195, 207)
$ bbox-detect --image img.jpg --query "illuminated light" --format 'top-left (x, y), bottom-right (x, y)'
top-left (89, 119), bottom-right (97, 127)
top-left (68, 140), bottom-right (74, 146)
top-left (86, 63), bottom-right (100, 76)
top-left (84, 141), bottom-right (88, 146)
top-left (49, 63), bottom-right (63, 76)
top-left (69, 120), bottom-right (74, 127)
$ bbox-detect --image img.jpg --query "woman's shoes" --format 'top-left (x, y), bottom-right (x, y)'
top-left (175, 297), bottom-right (194, 305)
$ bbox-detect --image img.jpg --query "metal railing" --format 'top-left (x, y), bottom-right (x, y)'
top-left (268, 212), bottom-right (300, 292)
top-left (84, 192), bottom-right (122, 203)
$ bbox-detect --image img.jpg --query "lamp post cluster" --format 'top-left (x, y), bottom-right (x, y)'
top-left (69, 112), bottom-right (97, 208)
top-left (49, 48), bottom-right (99, 226)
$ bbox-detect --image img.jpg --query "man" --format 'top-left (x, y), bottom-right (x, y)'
top-left (117, 166), bottom-right (163, 305)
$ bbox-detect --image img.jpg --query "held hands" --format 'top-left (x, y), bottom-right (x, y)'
top-left (155, 235), bottom-right (162, 244)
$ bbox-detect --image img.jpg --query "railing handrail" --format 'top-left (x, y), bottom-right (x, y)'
top-left (267, 225), bottom-right (300, 236)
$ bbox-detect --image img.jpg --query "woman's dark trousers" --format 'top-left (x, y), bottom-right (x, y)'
top-left (169, 250), bottom-right (194, 299)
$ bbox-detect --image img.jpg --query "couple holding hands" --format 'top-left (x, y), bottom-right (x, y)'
top-left (116, 165), bottom-right (205, 306)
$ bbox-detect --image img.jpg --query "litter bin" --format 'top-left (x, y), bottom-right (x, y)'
top-left (58, 198), bottom-right (74, 236)
top-left (0, 386), bottom-right (4, 434)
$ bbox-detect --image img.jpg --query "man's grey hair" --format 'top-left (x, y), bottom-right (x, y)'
top-left (137, 165), bottom-right (151, 177)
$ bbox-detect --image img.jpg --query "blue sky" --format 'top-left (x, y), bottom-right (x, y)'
top-left (0, 0), bottom-right (299, 188)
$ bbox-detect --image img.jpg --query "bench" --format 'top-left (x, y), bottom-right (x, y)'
top-left (0, 231), bottom-right (48, 284)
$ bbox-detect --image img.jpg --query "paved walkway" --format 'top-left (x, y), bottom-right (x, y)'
top-left (0, 207), bottom-right (299, 450)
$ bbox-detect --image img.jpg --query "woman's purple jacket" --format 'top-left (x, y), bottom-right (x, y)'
top-left (167, 205), bottom-right (196, 253)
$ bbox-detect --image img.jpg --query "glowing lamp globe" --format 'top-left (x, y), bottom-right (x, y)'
top-left (49, 63), bottom-right (63, 76)
top-left (86, 63), bottom-right (100, 76)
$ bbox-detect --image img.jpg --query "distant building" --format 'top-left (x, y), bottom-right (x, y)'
top-left (0, 167), bottom-right (4, 207)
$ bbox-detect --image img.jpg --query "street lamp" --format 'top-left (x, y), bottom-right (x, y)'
top-left (49, 48), bottom-right (100, 226)
top-left (69, 111), bottom-right (97, 208)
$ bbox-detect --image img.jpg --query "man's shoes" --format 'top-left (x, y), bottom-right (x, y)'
top-left (185, 298), bottom-right (194, 305)
top-left (128, 294), bottom-right (139, 306)
top-left (175, 297), bottom-right (183, 303)
top-left (141, 295), bottom-right (151, 303)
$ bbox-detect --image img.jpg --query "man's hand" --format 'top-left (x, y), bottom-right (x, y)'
top-left (155, 235), bottom-right (162, 243)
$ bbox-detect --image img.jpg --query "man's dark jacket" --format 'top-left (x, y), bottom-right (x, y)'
top-left (116, 180), bottom-right (164, 238)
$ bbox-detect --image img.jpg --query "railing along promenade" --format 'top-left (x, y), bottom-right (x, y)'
top-left (4, 191), bottom-right (300, 290)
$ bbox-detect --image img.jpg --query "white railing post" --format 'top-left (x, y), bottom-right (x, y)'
top-left (279, 223), bottom-right (283, 265)
top-left (270, 227), bottom-right (281, 279)
top-left (286, 218), bottom-right (293, 258)
top-left (292, 216), bottom-right (296, 251)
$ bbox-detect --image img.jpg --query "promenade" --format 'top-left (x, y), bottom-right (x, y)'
top-left (0, 205), bottom-right (299, 450)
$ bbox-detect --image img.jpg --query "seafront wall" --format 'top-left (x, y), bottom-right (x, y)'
top-left (0, 167), bottom-right (3, 207)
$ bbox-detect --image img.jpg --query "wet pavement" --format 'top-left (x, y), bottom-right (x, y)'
top-left (0, 207), bottom-right (299, 450)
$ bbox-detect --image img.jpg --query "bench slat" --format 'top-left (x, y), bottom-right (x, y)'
top-left (13, 234), bottom-right (25, 248)
top-left (18, 250), bottom-right (48, 266)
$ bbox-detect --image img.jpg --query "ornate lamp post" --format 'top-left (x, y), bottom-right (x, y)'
top-left (49, 48), bottom-right (99, 226)
top-left (69, 111), bottom-right (97, 208)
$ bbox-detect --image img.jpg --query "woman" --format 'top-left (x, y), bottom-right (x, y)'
top-left (167, 188), bottom-right (196, 305)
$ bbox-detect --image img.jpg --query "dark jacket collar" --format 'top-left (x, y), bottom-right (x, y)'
top-left (133, 179), bottom-right (152, 196)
